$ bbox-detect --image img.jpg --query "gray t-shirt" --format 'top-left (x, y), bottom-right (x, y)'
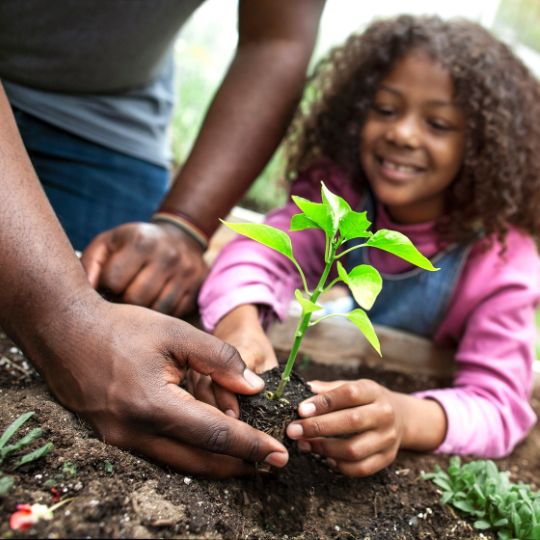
top-left (0, 0), bottom-right (205, 166)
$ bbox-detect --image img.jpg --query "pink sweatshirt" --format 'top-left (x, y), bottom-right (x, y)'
top-left (199, 161), bottom-right (539, 458)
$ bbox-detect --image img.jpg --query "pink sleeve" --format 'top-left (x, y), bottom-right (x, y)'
top-left (199, 162), bottom-right (361, 332)
top-left (415, 230), bottom-right (539, 457)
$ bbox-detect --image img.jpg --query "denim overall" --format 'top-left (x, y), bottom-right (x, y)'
top-left (345, 194), bottom-right (472, 338)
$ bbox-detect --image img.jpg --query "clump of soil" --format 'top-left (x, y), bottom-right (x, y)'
top-left (238, 368), bottom-right (312, 445)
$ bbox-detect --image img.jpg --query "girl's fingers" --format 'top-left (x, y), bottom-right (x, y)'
top-left (304, 430), bottom-right (395, 462)
top-left (298, 380), bottom-right (381, 418)
top-left (333, 451), bottom-right (395, 477)
top-left (288, 403), bottom-right (381, 439)
top-left (307, 379), bottom-right (348, 393)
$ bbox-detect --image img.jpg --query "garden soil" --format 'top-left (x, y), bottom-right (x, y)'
top-left (0, 329), bottom-right (539, 539)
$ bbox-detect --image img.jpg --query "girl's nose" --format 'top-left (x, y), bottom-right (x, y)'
top-left (384, 116), bottom-right (421, 149)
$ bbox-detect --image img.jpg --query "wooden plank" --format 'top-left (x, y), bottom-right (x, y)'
top-left (268, 315), bottom-right (456, 377)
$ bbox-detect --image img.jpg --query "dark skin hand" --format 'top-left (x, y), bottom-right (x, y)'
top-left (0, 87), bottom-right (288, 477)
top-left (82, 0), bottom-right (325, 316)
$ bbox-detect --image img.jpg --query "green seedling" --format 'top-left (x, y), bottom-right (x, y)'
top-left (423, 456), bottom-right (540, 540)
top-left (0, 411), bottom-right (53, 495)
top-left (62, 461), bottom-right (77, 478)
top-left (223, 182), bottom-right (437, 398)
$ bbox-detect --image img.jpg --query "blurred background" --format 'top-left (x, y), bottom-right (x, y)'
top-left (172, 0), bottom-right (540, 356)
top-left (171, 0), bottom-right (540, 212)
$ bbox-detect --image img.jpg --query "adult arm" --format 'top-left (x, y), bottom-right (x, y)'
top-left (0, 84), bottom-right (288, 477)
top-left (82, 0), bottom-right (325, 316)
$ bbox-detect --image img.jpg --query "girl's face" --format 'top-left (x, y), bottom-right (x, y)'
top-left (360, 49), bottom-right (465, 224)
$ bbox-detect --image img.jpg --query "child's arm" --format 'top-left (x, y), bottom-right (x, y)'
top-left (412, 231), bottom-right (539, 458)
top-left (286, 380), bottom-right (447, 477)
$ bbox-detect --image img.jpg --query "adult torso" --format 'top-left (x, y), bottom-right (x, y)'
top-left (0, 0), bottom-right (204, 93)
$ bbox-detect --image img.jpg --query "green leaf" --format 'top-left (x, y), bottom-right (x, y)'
top-left (0, 412), bottom-right (35, 450)
top-left (13, 442), bottom-right (53, 469)
top-left (294, 289), bottom-right (322, 314)
top-left (222, 222), bottom-right (294, 261)
top-left (321, 182), bottom-right (351, 234)
top-left (365, 229), bottom-right (438, 271)
top-left (337, 262), bottom-right (382, 310)
top-left (290, 213), bottom-right (319, 232)
top-left (474, 519), bottom-right (492, 530)
top-left (0, 428), bottom-right (43, 460)
top-left (291, 196), bottom-right (332, 235)
top-left (339, 210), bottom-right (372, 242)
top-left (344, 309), bottom-right (381, 355)
top-left (0, 475), bottom-right (14, 496)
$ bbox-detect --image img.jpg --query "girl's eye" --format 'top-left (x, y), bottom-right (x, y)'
top-left (372, 104), bottom-right (395, 116)
top-left (428, 118), bottom-right (453, 131)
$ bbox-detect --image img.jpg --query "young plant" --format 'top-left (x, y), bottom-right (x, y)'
top-left (0, 411), bottom-right (54, 495)
top-left (423, 456), bottom-right (540, 540)
top-left (224, 182), bottom-right (437, 398)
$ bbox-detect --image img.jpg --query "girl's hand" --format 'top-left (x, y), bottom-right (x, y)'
top-left (213, 305), bottom-right (278, 374)
top-left (286, 379), bottom-right (405, 477)
top-left (188, 305), bottom-right (278, 415)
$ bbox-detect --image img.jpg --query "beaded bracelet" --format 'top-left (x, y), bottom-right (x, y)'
top-left (152, 210), bottom-right (209, 251)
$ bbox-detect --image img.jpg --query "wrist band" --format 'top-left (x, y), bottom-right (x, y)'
top-left (152, 211), bottom-right (209, 251)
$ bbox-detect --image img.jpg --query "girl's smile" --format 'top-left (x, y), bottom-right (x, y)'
top-left (360, 49), bottom-right (466, 224)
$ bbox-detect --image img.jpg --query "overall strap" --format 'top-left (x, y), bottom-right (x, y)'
top-left (345, 193), bottom-right (472, 338)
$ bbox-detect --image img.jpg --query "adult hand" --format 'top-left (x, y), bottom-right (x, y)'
top-left (286, 379), bottom-right (404, 477)
top-left (188, 305), bottom-right (278, 416)
top-left (81, 222), bottom-right (207, 316)
top-left (35, 296), bottom-right (288, 478)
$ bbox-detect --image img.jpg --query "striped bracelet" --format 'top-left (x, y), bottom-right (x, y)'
top-left (152, 211), bottom-right (209, 251)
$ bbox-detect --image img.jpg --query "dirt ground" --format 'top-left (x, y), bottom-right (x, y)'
top-left (0, 329), bottom-right (538, 539)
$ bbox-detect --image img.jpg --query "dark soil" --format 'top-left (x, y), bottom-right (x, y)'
top-left (0, 329), bottom-right (539, 539)
top-left (238, 369), bottom-right (312, 447)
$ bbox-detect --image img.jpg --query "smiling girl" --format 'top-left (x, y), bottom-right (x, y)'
top-left (197, 16), bottom-right (540, 476)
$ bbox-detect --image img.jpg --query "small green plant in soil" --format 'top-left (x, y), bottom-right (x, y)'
top-left (423, 456), bottom-right (540, 540)
top-left (224, 182), bottom-right (437, 399)
top-left (0, 411), bottom-right (53, 495)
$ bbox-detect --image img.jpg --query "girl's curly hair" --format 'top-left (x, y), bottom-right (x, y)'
top-left (285, 15), bottom-right (540, 244)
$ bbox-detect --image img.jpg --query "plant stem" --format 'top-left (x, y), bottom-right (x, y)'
top-left (273, 241), bottom-right (337, 398)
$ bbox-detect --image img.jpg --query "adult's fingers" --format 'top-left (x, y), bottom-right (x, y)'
top-left (297, 380), bottom-right (380, 418)
top-left (131, 431), bottom-right (254, 478)
top-left (96, 244), bottom-right (146, 295)
top-left (287, 403), bottom-right (380, 439)
top-left (81, 236), bottom-right (112, 288)
top-left (122, 264), bottom-right (170, 308)
top-left (167, 321), bottom-right (266, 396)
top-left (152, 384), bottom-right (288, 467)
top-left (152, 278), bottom-right (188, 315)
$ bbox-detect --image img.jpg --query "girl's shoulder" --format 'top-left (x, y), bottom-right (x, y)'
top-left (463, 227), bottom-right (540, 297)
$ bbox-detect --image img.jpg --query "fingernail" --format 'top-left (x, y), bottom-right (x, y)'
top-left (264, 452), bottom-right (288, 468)
top-left (299, 402), bottom-right (316, 417)
top-left (326, 458), bottom-right (337, 469)
top-left (287, 423), bottom-right (303, 439)
top-left (297, 440), bottom-right (311, 453)
top-left (243, 368), bottom-right (264, 390)
top-left (225, 409), bottom-right (237, 418)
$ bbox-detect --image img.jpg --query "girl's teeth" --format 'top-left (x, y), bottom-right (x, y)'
top-left (383, 160), bottom-right (418, 173)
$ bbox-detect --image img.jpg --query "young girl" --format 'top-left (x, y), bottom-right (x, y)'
top-left (197, 15), bottom-right (540, 477)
